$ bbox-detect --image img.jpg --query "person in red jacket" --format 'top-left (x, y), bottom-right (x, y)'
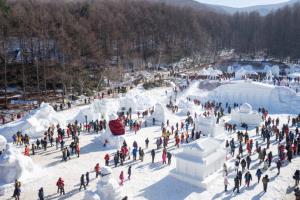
top-left (24, 145), bottom-right (30, 156)
top-left (119, 171), bottom-right (124, 185)
top-left (104, 154), bottom-right (110, 166)
top-left (56, 177), bottom-right (65, 196)
top-left (95, 163), bottom-right (100, 178)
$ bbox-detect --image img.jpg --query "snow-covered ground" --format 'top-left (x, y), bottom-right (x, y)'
top-left (0, 79), bottom-right (299, 200)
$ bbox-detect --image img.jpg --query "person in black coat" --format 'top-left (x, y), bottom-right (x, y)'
top-left (233, 176), bottom-right (240, 193)
top-left (246, 155), bottom-right (251, 170)
top-left (151, 149), bottom-right (155, 163)
top-left (128, 165), bottom-right (132, 180)
top-left (38, 187), bottom-right (44, 200)
top-left (294, 170), bottom-right (300, 186)
top-left (86, 172), bottom-right (90, 186)
top-left (237, 171), bottom-right (242, 186)
top-left (79, 174), bottom-right (86, 191)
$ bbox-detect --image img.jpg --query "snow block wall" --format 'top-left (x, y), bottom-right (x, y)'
top-left (208, 81), bottom-right (300, 114)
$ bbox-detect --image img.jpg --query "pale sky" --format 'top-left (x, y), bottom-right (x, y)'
top-left (195, 0), bottom-right (290, 8)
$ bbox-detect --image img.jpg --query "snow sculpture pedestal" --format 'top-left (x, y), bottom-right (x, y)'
top-left (0, 135), bottom-right (7, 152)
top-left (231, 103), bottom-right (262, 126)
top-left (146, 103), bottom-right (166, 125)
top-left (99, 113), bottom-right (125, 148)
top-left (96, 166), bottom-right (122, 200)
top-left (195, 115), bottom-right (221, 137)
top-left (170, 138), bottom-right (226, 188)
top-left (0, 144), bottom-right (35, 184)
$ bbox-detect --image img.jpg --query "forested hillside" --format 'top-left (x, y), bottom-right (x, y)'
top-left (0, 0), bottom-right (300, 95)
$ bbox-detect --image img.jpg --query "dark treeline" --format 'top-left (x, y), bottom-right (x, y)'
top-left (0, 0), bottom-right (300, 97)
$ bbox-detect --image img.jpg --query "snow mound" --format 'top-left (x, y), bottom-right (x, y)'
top-left (0, 145), bottom-right (35, 184)
top-left (0, 135), bottom-right (7, 151)
top-left (83, 191), bottom-right (101, 200)
top-left (208, 81), bottom-right (300, 114)
top-left (0, 103), bottom-right (62, 141)
top-left (96, 166), bottom-right (122, 200)
top-left (146, 103), bottom-right (166, 125)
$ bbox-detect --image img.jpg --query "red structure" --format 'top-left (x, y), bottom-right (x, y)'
top-left (109, 118), bottom-right (125, 136)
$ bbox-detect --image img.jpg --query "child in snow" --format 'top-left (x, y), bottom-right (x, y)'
top-left (119, 171), bottom-right (124, 185)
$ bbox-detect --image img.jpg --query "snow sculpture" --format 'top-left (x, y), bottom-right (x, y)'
top-left (96, 166), bottom-right (122, 200)
top-left (0, 102), bottom-right (63, 140)
top-left (119, 97), bottom-right (137, 113)
top-left (178, 100), bottom-right (195, 115)
top-left (0, 145), bottom-right (35, 184)
top-left (146, 103), bottom-right (166, 125)
top-left (83, 191), bottom-right (101, 200)
top-left (0, 135), bottom-right (7, 152)
top-left (194, 115), bottom-right (218, 137)
top-left (235, 67), bottom-right (257, 79)
top-left (227, 65), bottom-right (234, 73)
top-left (208, 81), bottom-right (300, 114)
top-left (108, 114), bottom-right (125, 136)
top-left (271, 65), bottom-right (280, 77)
top-left (99, 114), bottom-right (125, 148)
top-left (171, 138), bottom-right (226, 188)
top-left (92, 99), bottom-right (119, 120)
top-left (231, 103), bottom-right (262, 126)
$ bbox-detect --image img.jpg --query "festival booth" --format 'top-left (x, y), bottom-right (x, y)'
top-left (171, 138), bottom-right (226, 188)
top-left (231, 103), bottom-right (262, 126)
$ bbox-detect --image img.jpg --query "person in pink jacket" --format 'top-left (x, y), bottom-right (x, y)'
top-left (119, 171), bottom-right (124, 185)
top-left (162, 148), bottom-right (167, 164)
